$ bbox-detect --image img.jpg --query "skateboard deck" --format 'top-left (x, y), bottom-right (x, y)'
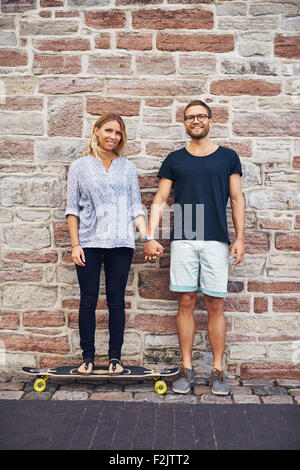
top-left (22, 365), bottom-right (179, 395)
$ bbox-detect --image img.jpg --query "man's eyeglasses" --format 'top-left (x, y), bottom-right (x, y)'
top-left (184, 114), bottom-right (210, 123)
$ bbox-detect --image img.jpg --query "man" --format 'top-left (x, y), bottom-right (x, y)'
top-left (144, 100), bottom-right (245, 395)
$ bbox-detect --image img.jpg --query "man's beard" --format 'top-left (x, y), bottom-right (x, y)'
top-left (186, 124), bottom-right (209, 140)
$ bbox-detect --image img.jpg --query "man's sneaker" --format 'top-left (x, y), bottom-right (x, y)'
top-left (210, 369), bottom-right (230, 395)
top-left (172, 365), bottom-right (194, 394)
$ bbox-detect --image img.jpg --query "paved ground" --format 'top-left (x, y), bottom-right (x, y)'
top-left (0, 373), bottom-right (300, 450)
top-left (0, 400), bottom-right (299, 450)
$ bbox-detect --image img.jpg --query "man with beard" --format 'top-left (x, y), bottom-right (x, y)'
top-left (144, 100), bottom-right (245, 395)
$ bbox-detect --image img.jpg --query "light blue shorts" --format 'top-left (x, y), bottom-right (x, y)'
top-left (170, 240), bottom-right (229, 298)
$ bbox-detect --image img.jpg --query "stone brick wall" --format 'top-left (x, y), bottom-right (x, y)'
top-left (0, 0), bottom-right (299, 379)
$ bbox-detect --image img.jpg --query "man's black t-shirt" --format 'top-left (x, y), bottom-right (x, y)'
top-left (157, 146), bottom-right (242, 245)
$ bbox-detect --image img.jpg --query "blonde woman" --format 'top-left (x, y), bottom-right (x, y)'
top-left (65, 113), bottom-right (148, 375)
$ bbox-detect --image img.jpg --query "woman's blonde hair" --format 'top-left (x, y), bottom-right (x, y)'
top-left (84, 113), bottom-right (127, 158)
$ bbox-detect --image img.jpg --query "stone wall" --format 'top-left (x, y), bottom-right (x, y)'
top-left (0, 0), bottom-right (299, 378)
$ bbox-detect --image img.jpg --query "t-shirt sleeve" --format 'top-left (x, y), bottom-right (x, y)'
top-left (157, 153), bottom-right (175, 181)
top-left (230, 151), bottom-right (243, 176)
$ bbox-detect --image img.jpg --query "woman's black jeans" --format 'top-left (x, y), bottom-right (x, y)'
top-left (75, 247), bottom-right (134, 362)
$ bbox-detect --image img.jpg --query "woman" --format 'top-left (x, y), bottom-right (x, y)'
top-left (65, 113), bottom-right (146, 375)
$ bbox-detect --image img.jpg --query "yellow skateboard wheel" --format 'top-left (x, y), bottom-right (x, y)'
top-left (34, 378), bottom-right (47, 392)
top-left (155, 380), bottom-right (167, 395)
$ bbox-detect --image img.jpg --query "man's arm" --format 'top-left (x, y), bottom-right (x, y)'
top-left (144, 178), bottom-right (173, 260)
top-left (229, 173), bottom-right (245, 265)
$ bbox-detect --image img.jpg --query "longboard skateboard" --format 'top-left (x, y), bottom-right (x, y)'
top-left (22, 365), bottom-right (179, 395)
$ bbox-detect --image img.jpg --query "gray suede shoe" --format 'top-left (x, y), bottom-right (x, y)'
top-left (172, 365), bottom-right (194, 394)
top-left (210, 369), bottom-right (230, 395)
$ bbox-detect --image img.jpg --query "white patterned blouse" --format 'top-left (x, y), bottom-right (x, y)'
top-left (65, 154), bottom-right (145, 250)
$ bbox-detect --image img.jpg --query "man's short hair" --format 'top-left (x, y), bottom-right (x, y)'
top-left (184, 100), bottom-right (212, 119)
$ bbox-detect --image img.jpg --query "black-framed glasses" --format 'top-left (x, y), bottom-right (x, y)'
top-left (184, 114), bottom-right (210, 122)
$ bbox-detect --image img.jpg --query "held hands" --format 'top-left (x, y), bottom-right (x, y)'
top-left (71, 245), bottom-right (86, 266)
top-left (144, 240), bottom-right (164, 261)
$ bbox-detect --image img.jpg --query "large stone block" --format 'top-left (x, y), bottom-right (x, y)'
top-left (145, 333), bottom-right (201, 349)
top-left (252, 140), bottom-right (291, 162)
top-left (2, 285), bottom-right (57, 308)
top-left (248, 190), bottom-right (300, 210)
top-left (218, 17), bottom-right (279, 31)
top-left (20, 20), bottom-right (79, 36)
top-left (48, 97), bottom-right (83, 137)
top-left (138, 270), bottom-right (177, 300)
top-left (0, 112), bottom-right (43, 135)
top-left (268, 343), bottom-right (300, 362)
top-left (0, 76), bottom-right (37, 95)
top-left (0, 333), bottom-right (69, 354)
top-left (268, 253), bottom-right (300, 278)
top-left (241, 161), bottom-right (262, 188)
top-left (0, 177), bottom-right (62, 207)
top-left (0, 49), bottom-right (27, 67)
top-left (132, 8), bottom-right (213, 30)
top-left (85, 10), bottom-right (126, 29)
top-left (178, 54), bottom-right (216, 76)
top-left (87, 54), bottom-right (132, 75)
top-left (230, 344), bottom-right (267, 360)
top-left (157, 33), bottom-right (234, 53)
top-left (68, 0), bottom-right (109, 5)
top-left (275, 34), bottom-right (300, 59)
top-left (3, 226), bottom-right (51, 249)
top-left (56, 266), bottom-right (77, 284)
top-left (1, 0), bottom-right (36, 13)
top-left (234, 316), bottom-right (299, 335)
top-left (140, 125), bottom-right (184, 140)
top-left (221, 60), bottom-right (277, 76)
top-left (39, 77), bottom-right (103, 95)
top-left (211, 79), bottom-right (280, 96)
top-left (107, 78), bottom-right (204, 96)
top-left (228, 255), bottom-right (265, 278)
top-left (240, 362), bottom-right (300, 380)
top-left (33, 54), bottom-right (81, 75)
top-left (233, 112), bottom-right (300, 136)
top-left (36, 139), bottom-right (87, 163)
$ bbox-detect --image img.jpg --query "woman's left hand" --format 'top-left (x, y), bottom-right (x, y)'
top-left (72, 245), bottom-right (86, 266)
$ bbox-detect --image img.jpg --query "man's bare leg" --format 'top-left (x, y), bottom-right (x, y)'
top-left (176, 292), bottom-right (197, 370)
top-left (204, 294), bottom-right (226, 370)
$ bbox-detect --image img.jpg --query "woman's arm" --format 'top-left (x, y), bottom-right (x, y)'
top-left (65, 163), bottom-right (85, 266)
top-left (134, 214), bottom-right (147, 238)
top-left (67, 215), bottom-right (85, 266)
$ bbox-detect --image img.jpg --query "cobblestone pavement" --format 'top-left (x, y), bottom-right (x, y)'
top-left (1, 374), bottom-right (300, 450)
top-left (0, 400), bottom-right (299, 450)
top-left (0, 373), bottom-right (299, 404)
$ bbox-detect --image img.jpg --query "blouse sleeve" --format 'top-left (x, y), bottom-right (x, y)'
top-left (65, 162), bottom-right (80, 218)
top-left (130, 165), bottom-right (145, 220)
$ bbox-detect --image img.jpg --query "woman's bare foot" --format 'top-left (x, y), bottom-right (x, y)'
top-left (109, 359), bottom-right (123, 375)
top-left (77, 359), bottom-right (94, 375)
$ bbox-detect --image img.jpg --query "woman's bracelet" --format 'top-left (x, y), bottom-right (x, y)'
top-left (72, 244), bottom-right (80, 248)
